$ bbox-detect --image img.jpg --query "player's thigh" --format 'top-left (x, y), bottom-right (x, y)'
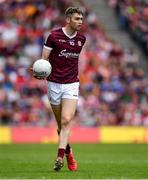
top-left (46, 81), bottom-right (62, 105)
top-left (51, 104), bottom-right (62, 124)
top-left (61, 99), bottom-right (78, 121)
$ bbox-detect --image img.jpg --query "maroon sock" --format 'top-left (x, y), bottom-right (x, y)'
top-left (57, 129), bottom-right (71, 154)
top-left (57, 148), bottom-right (65, 159)
top-left (65, 144), bottom-right (71, 154)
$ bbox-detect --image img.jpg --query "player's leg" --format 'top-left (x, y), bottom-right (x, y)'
top-left (51, 104), bottom-right (61, 131)
top-left (51, 104), bottom-right (71, 153)
top-left (48, 81), bottom-right (78, 171)
top-left (58, 99), bottom-right (78, 171)
top-left (52, 102), bottom-right (75, 171)
top-left (59, 99), bottom-right (77, 148)
top-left (50, 102), bottom-right (73, 171)
top-left (46, 81), bottom-right (64, 171)
top-left (51, 104), bottom-right (64, 171)
top-left (46, 81), bottom-right (63, 132)
top-left (57, 82), bottom-right (79, 171)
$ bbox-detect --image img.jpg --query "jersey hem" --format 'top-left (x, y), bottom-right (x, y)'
top-left (46, 80), bottom-right (79, 84)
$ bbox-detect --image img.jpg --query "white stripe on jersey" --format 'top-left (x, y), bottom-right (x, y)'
top-left (43, 45), bottom-right (53, 50)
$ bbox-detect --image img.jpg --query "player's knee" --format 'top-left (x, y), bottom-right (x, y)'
top-left (61, 115), bottom-right (72, 127)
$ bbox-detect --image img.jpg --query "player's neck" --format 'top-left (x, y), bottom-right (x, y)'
top-left (63, 26), bottom-right (77, 37)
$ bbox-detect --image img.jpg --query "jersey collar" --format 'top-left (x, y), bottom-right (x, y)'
top-left (62, 27), bottom-right (77, 39)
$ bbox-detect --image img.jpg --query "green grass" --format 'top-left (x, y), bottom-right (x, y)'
top-left (0, 144), bottom-right (148, 179)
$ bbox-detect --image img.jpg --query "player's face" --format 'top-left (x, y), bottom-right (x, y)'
top-left (68, 13), bottom-right (83, 31)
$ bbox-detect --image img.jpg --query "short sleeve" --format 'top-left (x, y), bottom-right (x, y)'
top-left (44, 33), bottom-right (55, 50)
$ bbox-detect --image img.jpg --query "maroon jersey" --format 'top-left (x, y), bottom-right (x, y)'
top-left (44, 28), bottom-right (86, 83)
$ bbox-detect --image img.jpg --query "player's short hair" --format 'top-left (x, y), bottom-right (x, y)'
top-left (65, 7), bottom-right (84, 17)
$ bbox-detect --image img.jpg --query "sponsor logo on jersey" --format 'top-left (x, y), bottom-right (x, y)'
top-left (59, 39), bottom-right (66, 43)
top-left (59, 49), bottom-right (79, 58)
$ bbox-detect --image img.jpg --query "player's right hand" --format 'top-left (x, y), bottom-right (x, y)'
top-left (33, 74), bottom-right (46, 80)
top-left (29, 68), bottom-right (46, 80)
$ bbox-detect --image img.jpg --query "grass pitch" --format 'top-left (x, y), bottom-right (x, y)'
top-left (0, 144), bottom-right (148, 179)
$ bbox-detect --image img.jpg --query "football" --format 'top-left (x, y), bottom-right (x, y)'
top-left (33, 59), bottom-right (52, 78)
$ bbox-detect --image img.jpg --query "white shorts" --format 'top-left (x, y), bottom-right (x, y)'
top-left (46, 81), bottom-right (79, 105)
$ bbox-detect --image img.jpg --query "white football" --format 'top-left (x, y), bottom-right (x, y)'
top-left (33, 59), bottom-right (52, 78)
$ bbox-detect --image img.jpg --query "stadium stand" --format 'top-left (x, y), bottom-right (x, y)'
top-left (0, 0), bottom-right (148, 127)
top-left (108, 0), bottom-right (148, 54)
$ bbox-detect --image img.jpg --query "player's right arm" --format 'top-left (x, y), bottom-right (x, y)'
top-left (31, 47), bottom-right (52, 80)
top-left (42, 32), bottom-right (54, 60)
top-left (32, 33), bottom-right (54, 79)
top-left (41, 46), bottom-right (52, 60)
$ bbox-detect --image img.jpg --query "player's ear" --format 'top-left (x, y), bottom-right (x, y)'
top-left (66, 16), bottom-right (71, 24)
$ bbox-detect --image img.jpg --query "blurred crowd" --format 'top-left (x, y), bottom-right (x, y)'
top-left (0, 0), bottom-right (148, 127)
top-left (108, 0), bottom-right (148, 54)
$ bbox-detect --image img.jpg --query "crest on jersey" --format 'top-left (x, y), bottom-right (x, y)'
top-left (78, 41), bottom-right (82, 46)
top-left (69, 40), bottom-right (75, 46)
